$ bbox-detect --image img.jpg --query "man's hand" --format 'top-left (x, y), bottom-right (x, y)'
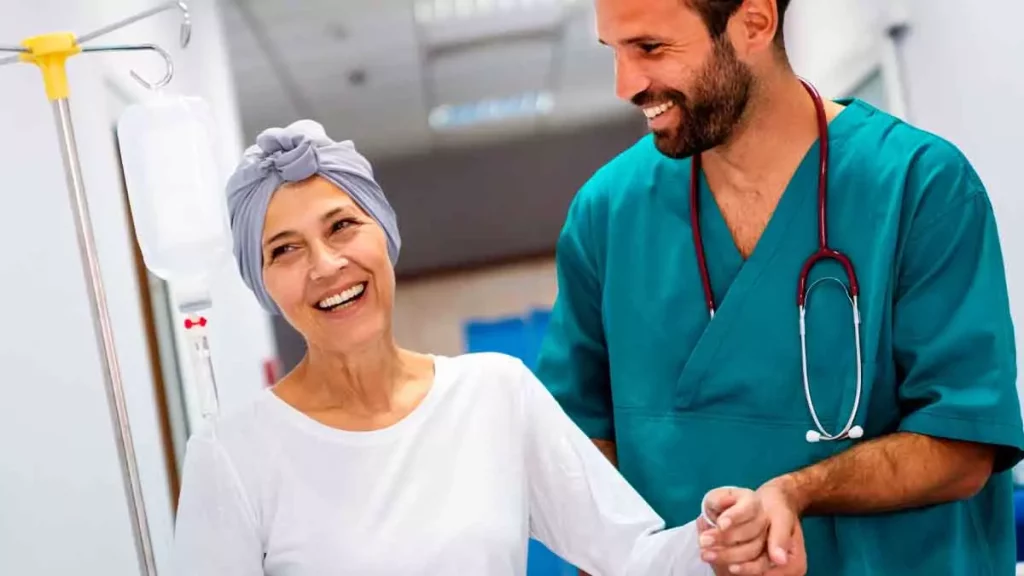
top-left (754, 479), bottom-right (802, 568)
top-left (763, 519), bottom-right (806, 576)
top-left (697, 486), bottom-right (806, 576)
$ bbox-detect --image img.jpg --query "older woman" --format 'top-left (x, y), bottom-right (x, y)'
top-left (170, 120), bottom-right (804, 576)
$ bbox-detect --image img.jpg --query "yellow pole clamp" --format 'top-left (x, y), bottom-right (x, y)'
top-left (19, 33), bottom-right (81, 101)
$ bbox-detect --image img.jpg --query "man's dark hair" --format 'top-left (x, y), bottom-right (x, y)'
top-left (685, 0), bottom-right (792, 48)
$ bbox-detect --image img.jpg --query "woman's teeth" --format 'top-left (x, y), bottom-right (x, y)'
top-left (317, 283), bottom-right (366, 310)
top-left (643, 101), bottom-right (675, 119)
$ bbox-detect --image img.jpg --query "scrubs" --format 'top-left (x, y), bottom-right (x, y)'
top-left (535, 98), bottom-right (1024, 575)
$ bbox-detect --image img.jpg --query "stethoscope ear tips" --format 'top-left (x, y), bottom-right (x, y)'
top-left (805, 430), bottom-right (821, 443)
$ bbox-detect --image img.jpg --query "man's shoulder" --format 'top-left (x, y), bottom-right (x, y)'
top-left (834, 101), bottom-right (987, 232)
top-left (569, 132), bottom-right (686, 229)
top-left (578, 133), bottom-right (680, 199)
top-left (847, 101), bottom-right (984, 202)
top-left (899, 126), bottom-right (985, 204)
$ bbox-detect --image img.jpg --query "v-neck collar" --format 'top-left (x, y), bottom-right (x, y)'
top-left (687, 98), bottom-right (866, 304)
top-left (668, 98), bottom-right (869, 408)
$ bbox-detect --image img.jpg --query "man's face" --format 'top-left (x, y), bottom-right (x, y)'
top-left (596, 0), bottom-right (754, 158)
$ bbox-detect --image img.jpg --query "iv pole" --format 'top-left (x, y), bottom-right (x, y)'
top-left (0, 3), bottom-right (192, 575)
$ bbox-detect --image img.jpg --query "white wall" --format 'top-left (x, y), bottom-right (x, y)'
top-left (393, 259), bottom-right (557, 356)
top-left (784, 0), bottom-right (908, 104)
top-left (0, 1), bottom-right (276, 574)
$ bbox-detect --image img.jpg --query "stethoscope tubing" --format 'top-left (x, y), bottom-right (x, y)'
top-left (688, 78), bottom-right (864, 444)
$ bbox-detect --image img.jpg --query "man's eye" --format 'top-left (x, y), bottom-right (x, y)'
top-left (640, 43), bottom-right (663, 53)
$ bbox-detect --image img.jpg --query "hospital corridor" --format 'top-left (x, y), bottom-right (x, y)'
top-left (1, 0), bottom-right (1023, 574)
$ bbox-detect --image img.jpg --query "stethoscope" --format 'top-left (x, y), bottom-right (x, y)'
top-left (689, 78), bottom-right (864, 444)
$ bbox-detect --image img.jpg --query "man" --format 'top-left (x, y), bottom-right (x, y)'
top-left (534, 0), bottom-right (1024, 574)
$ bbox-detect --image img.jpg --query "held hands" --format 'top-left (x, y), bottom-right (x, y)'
top-left (696, 486), bottom-right (806, 576)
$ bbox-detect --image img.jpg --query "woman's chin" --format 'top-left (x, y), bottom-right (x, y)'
top-left (285, 291), bottom-right (394, 354)
top-left (317, 312), bottom-right (389, 353)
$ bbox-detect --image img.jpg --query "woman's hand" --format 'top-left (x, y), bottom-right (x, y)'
top-left (697, 486), bottom-right (806, 576)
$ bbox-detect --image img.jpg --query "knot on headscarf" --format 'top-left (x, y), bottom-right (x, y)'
top-left (225, 119), bottom-right (401, 314)
top-left (258, 139), bottom-right (319, 182)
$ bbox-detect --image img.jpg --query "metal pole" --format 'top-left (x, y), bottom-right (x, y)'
top-left (52, 97), bottom-right (159, 576)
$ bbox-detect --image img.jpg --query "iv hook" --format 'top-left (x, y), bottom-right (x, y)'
top-left (0, 1), bottom-right (189, 88)
top-left (80, 43), bottom-right (175, 90)
top-left (76, 0), bottom-right (189, 90)
top-left (132, 43), bottom-right (174, 90)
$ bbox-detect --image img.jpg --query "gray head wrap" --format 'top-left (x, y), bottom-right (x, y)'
top-left (225, 119), bottom-right (400, 314)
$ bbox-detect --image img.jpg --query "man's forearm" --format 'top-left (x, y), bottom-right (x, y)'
top-left (772, 432), bottom-right (996, 516)
top-left (593, 439), bottom-right (618, 467)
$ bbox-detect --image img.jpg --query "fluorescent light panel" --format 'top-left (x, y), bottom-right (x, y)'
top-left (429, 91), bottom-right (555, 129)
top-left (415, 0), bottom-right (582, 24)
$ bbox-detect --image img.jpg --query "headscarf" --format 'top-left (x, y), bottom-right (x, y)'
top-left (225, 119), bottom-right (400, 314)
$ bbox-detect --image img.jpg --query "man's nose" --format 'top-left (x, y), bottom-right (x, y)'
top-left (614, 55), bottom-right (650, 103)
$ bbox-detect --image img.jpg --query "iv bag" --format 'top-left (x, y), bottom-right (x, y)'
top-left (116, 94), bottom-right (232, 292)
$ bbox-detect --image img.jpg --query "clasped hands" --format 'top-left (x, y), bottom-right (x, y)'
top-left (696, 484), bottom-right (806, 576)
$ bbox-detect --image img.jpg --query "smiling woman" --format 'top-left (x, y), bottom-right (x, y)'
top-left (260, 177), bottom-right (391, 357)
top-left (167, 119), bottom-right (790, 576)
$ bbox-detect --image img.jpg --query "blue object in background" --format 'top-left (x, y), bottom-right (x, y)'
top-left (1015, 487), bottom-right (1024, 562)
top-left (464, 309), bottom-right (576, 576)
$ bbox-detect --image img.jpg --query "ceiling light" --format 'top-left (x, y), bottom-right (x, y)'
top-left (428, 91), bottom-right (556, 130)
top-left (414, 0), bottom-right (580, 24)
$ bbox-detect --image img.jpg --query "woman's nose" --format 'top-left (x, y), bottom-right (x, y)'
top-left (309, 244), bottom-right (348, 281)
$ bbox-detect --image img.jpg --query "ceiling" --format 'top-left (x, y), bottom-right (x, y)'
top-left (219, 0), bottom-right (633, 159)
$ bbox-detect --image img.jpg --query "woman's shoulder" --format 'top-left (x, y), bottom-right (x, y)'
top-left (432, 352), bottom-right (545, 409)
top-left (186, 390), bottom-right (281, 460)
top-left (436, 351), bottom-right (533, 388)
top-left (442, 350), bottom-right (528, 372)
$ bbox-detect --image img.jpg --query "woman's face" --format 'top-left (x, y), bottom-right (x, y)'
top-left (261, 175), bottom-right (395, 353)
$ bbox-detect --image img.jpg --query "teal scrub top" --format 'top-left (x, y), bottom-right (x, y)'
top-left (535, 98), bottom-right (1024, 575)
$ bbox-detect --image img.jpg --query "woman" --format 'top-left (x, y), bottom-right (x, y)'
top-left (170, 120), bottom-right (803, 576)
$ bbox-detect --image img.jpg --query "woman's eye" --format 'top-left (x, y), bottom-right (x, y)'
top-left (331, 218), bottom-right (358, 233)
top-left (270, 245), bottom-right (294, 260)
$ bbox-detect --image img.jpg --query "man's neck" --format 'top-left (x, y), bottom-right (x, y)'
top-left (701, 73), bottom-right (843, 200)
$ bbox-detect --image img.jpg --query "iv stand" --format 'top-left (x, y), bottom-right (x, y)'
top-left (0, 3), bottom-right (192, 575)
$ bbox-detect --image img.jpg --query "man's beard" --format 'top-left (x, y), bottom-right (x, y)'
top-left (636, 38), bottom-right (754, 159)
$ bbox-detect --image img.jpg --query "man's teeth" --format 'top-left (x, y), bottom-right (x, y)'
top-left (317, 283), bottom-right (366, 310)
top-left (643, 101), bottom-right (675, 119)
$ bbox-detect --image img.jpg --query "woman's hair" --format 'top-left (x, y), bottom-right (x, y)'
top-left (684, 0), bottom-right (792, 49)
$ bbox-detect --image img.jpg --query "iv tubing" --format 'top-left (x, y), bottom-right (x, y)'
top-left (182, 308), bottom-right (221, 420)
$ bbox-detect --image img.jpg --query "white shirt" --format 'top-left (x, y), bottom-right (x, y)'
top-left (171, 352), bottom-right (713, 576)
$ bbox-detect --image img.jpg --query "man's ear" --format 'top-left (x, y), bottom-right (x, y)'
top-left (726, 0), bottom-right (781, 57)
